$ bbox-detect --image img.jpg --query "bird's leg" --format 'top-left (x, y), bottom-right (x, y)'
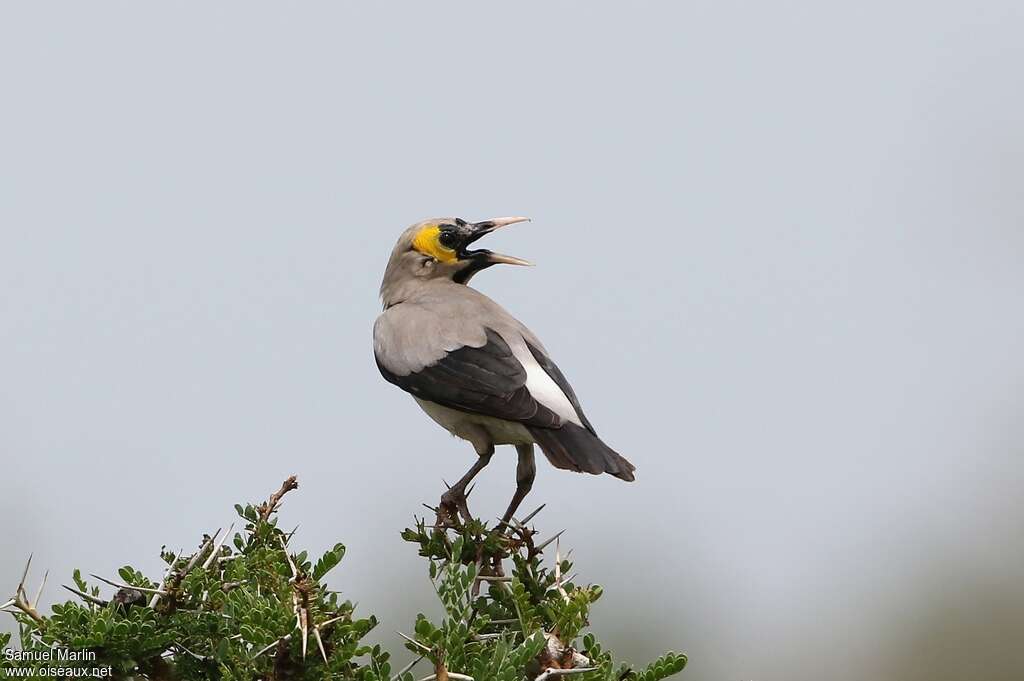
top-left (500, 444), bottom-right (537, 527)
top-left (484, 445), bottom-right (537, 576)
top-left (438, 444), bottom-right (494, 526)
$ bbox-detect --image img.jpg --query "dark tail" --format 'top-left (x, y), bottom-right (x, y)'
top-left (527, 423), bottom-right (636, 481)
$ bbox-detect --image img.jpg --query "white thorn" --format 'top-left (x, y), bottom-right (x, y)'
top-left (203, 523), bottom-right (234, 570)
top-left (151, 547), bottom-right (182, 607)
top-left (61, 585), bottom-right (105, 607)
top-left (396, 631), bottom-right (431, 652)
top-left (317, 614), bottom-right (345, 629)
top-left (391, 655), bottom-right (425, 681)
top-left (90, 574), bottom-right (166, 595)
top-left (184, 531), bottom-right (220, 575)
top-left (300, 610), bottom-right (309, 659)
top-left (554, 539), bottom-right (569, 603)
top-left (313, 625), bottom-right (327, 662)
top-left (32, 571), bottom-right (49, 609)
top-left (519, 504), bottom-right (546, 526)
top-left (18, 555), bottom-right (33, 593)
top-left (279, 536), bottom-right (299, 580)
top-left (253, 634), bottom-right (291, 659)
top-left (534, 668), bottom-right (598, 680)
top-left (536, 530), bottom-right (565, 553)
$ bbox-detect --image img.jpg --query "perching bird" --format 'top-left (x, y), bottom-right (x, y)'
top-left (374, 217), bottom-right (635, 523)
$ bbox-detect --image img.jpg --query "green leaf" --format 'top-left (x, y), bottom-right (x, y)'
top-left (312, 543), bottom-right (346, 581)
top-left (72, 569), bottom-right (88, 593)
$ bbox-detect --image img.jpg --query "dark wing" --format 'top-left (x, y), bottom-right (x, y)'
top-left (375, 328), bottom-right (563, 428)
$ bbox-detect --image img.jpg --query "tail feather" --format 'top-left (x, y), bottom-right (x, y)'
top-left (528, 423), bottom-right (636, 482)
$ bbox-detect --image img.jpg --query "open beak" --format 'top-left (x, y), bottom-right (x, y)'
top-left (463, 216), bottom-right (532, 266)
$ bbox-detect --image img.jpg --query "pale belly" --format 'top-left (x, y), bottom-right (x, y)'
top-left (413, 397), bottom-right (535, 447)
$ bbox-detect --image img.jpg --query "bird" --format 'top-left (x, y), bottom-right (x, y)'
top-left (373, 217), bottom-right (635, 524)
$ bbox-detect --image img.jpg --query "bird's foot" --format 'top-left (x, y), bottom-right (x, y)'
top-left (435, 500), bottom-right (459, 529)
top-left (437, 487), bottom-right (472, 527)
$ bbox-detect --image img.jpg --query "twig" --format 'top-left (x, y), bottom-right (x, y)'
top-left (259, 475), bottom-right (299, 522)
top-left (4, 555), bottom-right (47, 627)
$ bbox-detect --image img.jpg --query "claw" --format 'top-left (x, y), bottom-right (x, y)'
top-left (439, 486), bottom-right (473, 526)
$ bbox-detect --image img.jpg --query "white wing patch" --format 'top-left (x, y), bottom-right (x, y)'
top-left (509, 341), bottom-right (583, 428)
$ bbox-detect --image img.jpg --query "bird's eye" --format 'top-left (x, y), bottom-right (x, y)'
top-left (438, 231), bottom-right (457, 248)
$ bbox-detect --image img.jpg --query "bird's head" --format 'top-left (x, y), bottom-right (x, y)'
top-left (380, 216), bottom-right (531, 304)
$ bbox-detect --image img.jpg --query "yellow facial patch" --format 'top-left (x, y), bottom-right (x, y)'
top-left (412, 225), bottom-right (458, 264)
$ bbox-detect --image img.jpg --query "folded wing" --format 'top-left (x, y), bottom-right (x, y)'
top-left (375, 328), bottom-right (563, 428)
top-left (374, 320), bottom-right (635, 481)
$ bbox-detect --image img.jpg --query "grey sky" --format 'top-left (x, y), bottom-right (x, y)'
top-left (2, 3), bottom-right (1023, 680)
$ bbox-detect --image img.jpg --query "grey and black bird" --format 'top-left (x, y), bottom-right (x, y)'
top-left (373, 217), bottom-right (635, 523)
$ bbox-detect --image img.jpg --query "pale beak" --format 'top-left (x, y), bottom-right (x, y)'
top-left (474, 216), bottom-right (531, 232)
top-left (463, 217), bottom-right (533, 266)
top-left (484, 252), bottom-right (533, 266)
